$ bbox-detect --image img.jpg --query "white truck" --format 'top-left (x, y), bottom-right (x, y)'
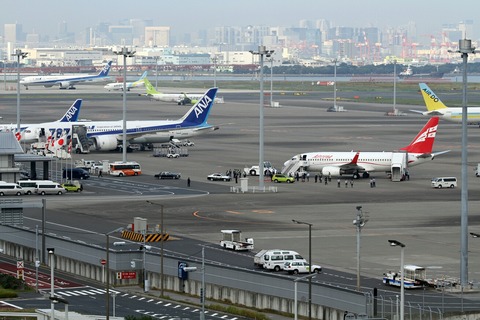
top-left (244, 161), bottom-right (277, 176)
top-left (475, 163), bottom-right (480, 177)
top-left (220, 230), bottom-right (254, 251)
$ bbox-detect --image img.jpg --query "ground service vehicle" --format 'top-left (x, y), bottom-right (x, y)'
top-left (244, 161), bottom-right (277, 176)
top-left (383, 265), bottom-right (428, 289)
top-left (18, 180), bottom-right (53, 195)
top-left (0, 183), bottom-right (25, 196)
top-left (272, 174), bottom-right (294, 183)
top-left (475, 164), bottom-right (480, 177)
top-left (431, 177), bottom-right (457, 188)
top-left (62, 182), bottom-right (83, 192)
top-left (283, 260), bottom-right (322, 274)
top-left (220, 230), bottom-right (254, 251)
top-left (62, 168), bottom-right (90, 180)
top-left (109, 161), bottom-right (142, 176)
top-left (254, 249), bottom-right (306, 271)
top-left (154, 172), bottom-right (181, 179)
top-left (207, 173), bottom-right (231, 181)
top-left (35, 182), bottom-right (66, 195)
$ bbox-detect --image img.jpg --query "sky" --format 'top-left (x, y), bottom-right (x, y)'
top-left (1, 0), bottom-right (479, 41)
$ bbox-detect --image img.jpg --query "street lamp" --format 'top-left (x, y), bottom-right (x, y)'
top-left (353, 206), bottom-right (368, 291)
top-left (47, 248), bottom-right (55, 320)
top-left (140, 233), bottom-right (152, 293)
top-left (269, 57), bottom-right (274, 107)
top-left (292, 219), bottom-right (312, 320)
top-left (154, 56), bottom-right (159, 90)
top-left (146, 200), bottom-right (165, 297)
top-left (105, 227), bottom-right (125, 320)
top-left (450, 39), bottom-right (476, 289)
top-left (294, 274), bottom-right (316, 320)
top-left (393, 59), bottom-right (397, 115)
top-left (388, 240), bottom-right (405, 320)
top-left (333, 58), bottom-right (337, 110)
top-left (249, 46), bottom-right (274, 190)
top-left (113, 47), bottom-right (136, 163)
top-left (212, 54), bottom-right (218, 88)
top-left (12, 49), bottom-right (28, 135)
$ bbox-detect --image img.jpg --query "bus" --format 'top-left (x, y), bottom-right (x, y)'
top-left (108, 161), bottom-right (142, 177)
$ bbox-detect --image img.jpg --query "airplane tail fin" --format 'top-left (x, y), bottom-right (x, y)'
top-left (58, 99), bottom-right (82, 122)
top-left (98, 61), bottom-right (113, 77)
top-left (132, 71), bottom-right (148, 88)
top-left (419, 83), bottom-right (449, 112)
top-left (143, 78), bottom-right (159, 95)
top-left (179, 88), bottom-right (218, 126)
top-left (400, 117), bottom-right (439, 154)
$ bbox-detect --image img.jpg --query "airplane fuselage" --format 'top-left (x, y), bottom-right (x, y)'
top-left (424, 107), bottom-right (480, 124)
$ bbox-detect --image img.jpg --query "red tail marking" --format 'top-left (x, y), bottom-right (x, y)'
top-left (350, 152), bottom-right (360, 164)
top-left (400, 117), bottom-right (439, 154)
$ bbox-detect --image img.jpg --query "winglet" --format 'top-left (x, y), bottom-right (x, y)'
top-left (58, 99), bottom-right (82, 122)
top-left (179, 88), bottom-right (218, 126)
top-left (400, 117), bottom-right (439, 154)
top-left (350, 152), bottom-right (360, 164)
top-left (419, 83), bottom-right (448, 111)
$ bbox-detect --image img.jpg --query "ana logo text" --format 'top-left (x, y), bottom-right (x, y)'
top-left (193, 95), bottom-right (213, 118)
top-left (64, 106), bottom-right (78, 121)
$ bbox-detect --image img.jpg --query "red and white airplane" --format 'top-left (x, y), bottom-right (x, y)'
top-left (282, 117), bottom-right (449, 179)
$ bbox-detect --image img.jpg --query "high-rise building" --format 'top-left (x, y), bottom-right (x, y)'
top-left (4, 23), bottom-right (23, 44)
top-left (145, 26), bottom-right (170, 47)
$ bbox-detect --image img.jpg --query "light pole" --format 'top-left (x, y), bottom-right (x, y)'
top-left (12, 49), bottom-right (28, 135)
top-left (146, 200), bottom-right (165, 297)
top-left (353, 206), bottom-right (368, 291)
top-left (451, 39), bottom-right (476, 289)
top-left (140, 231), bottom-right (151, 293)
top-left (154, 56), bottom-right (159, 90)
top-left (113, 47), bottom-right (136, 163)
top-left (47, 248), bottom-right (55, 320)
top-left (292, 219), bottom-right (312, 320)
top-left (249, 46), bottom-right (274, 191)
top-left (333, 58), bottom-right (337, 110)
top-left (388, 240), bottom-right (405, 320)
top-left (212, 54), bottom-right (217, 88)
top-left (294, 274), bottom-right (316, 320)
top-left (105, 227), bottom-right (125, 320)
top-left (269, 57), bottom-right (274, 107)
top-left (201, 246), bottom-right (205, 320)
top-left (393, 60), bottom-right (397, 115)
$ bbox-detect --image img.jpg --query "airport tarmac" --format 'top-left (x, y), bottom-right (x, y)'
top-left (2, 87), bottom-right (480, 286)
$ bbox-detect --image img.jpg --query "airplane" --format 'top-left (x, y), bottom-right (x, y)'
top-left (141, 78), bottom-right (224, 105)
top-left (0, 99), bottom-right (82, 141)
top-left (21, 87), bottom-right (219, 151)
top-left (282, 117), bottom-right (449, 179)
top-left (19, 61), bottom-right (112, 90)
top-left (414, 83), bottom-right (480, 124)
top-left (104, 71), bottom-right (147, 91)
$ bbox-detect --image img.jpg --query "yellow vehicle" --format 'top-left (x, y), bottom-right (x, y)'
top-left (272, 174), bottom-right (294, 183)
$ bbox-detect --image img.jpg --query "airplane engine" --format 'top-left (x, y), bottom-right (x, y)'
top-left (322, 167), bottom-right (343, 177)
top-left (92, 136), bottom-right (119, 151)
top-left (59, 81), bottom-right (72, 89)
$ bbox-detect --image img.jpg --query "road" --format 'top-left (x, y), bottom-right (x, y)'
top-left (1, 85), bottom-right (480, 315)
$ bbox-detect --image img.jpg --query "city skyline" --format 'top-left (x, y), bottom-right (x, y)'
top-left (1, 0), bottom-right (478, 42)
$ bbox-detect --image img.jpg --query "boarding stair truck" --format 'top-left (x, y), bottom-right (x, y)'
top-left (390, 152), bottom-right (408, 181)
top-left (72, 125), bottom-right (90, 154)
top-left (281, 157), bottom-right (309, 177)
top-left (220, 230), bottom-right (254, 251)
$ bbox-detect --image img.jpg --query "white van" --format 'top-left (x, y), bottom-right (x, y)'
top-left (431, 177), bottom-right (457, 189)
top-left (18, 180), bottom-right (53, 195)
top-left (0, 183), bottom-right (25, 196)
top-left (35, 182), bottom-right (67, 195)
top-left (255, 249), bottom-right (306, 271)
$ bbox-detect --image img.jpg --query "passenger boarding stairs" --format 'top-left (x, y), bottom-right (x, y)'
top-left (72, 125), bottom-right (90, 154)
top-left (281, 159), bottom-right (309, 177)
